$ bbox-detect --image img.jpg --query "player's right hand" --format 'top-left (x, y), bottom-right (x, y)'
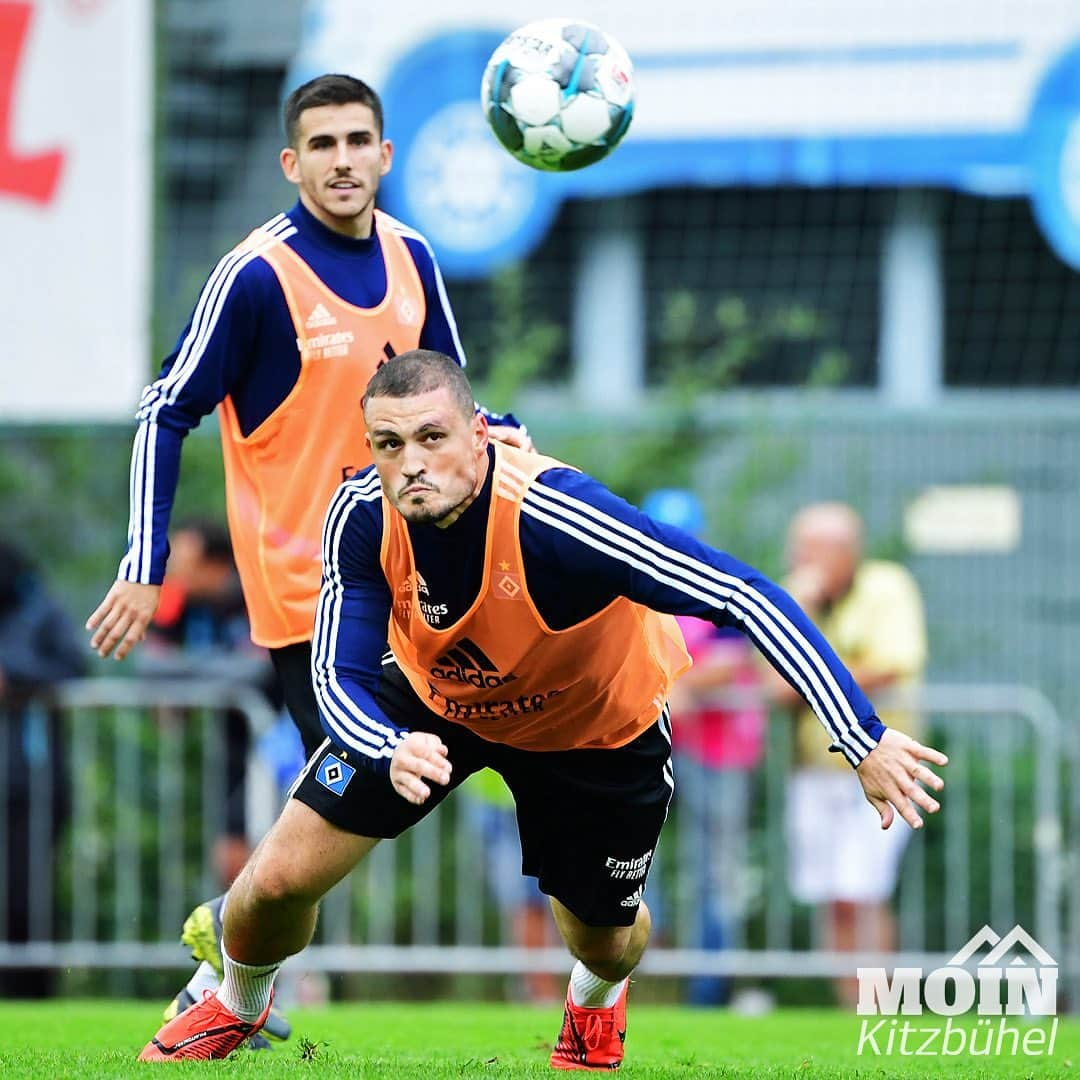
top-left (390, 731), bottom-right (452, 805)
top-left (86, 580), bottom-right (162, 660)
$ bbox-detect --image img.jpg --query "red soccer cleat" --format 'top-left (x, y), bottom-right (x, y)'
top-left (550, 979), bottom-right (629, 1071)
top-left (138, 988), bottom-right (272, 1061)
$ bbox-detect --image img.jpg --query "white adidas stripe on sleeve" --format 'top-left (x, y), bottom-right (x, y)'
top-left (521, 480), bottom-right (877, 765)
top-left (311, 475), bottom-right (403, 762)
top-left (122, 217), bottom-right (296, 582)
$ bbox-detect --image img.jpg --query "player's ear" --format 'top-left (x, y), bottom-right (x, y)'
top-left (380, 139), bottom-right (393, 177)
top-left (473, 410), bottom-right (489, 451)
top-left (280, 146), bottom-right (300, 184)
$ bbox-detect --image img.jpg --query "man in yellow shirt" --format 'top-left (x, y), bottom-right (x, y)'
top-left (773, 502), bottom-right (927, 1006)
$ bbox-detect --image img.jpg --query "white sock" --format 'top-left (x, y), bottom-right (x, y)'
top-left (184, 960), bottom-right (220, 999)
top-left (218, 946), bottom-right (280, 1022)
top-left (569, 961), bottom-right (628, 1008)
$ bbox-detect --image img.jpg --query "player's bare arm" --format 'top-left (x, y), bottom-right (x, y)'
top-left (86, 580), bottom-right (161, 660)
top-left (389, 731), bottom-right (452, 805)
top-left (855, 728), bottom-right (947, 831)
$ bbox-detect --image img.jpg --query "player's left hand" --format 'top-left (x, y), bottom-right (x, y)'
top-left (487, 424), bottom-right (535, 452)
top-left (855, 728), bottom-right (947, 831)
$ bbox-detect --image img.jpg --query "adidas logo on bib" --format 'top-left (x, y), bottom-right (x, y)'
top-left (305, 303), bottom-right (337, 329)
top-left (430, 637), bottom-right (517, 688)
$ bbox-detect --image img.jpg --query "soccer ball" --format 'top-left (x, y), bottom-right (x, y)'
top-left (481, 19), bottom-right (635, 172)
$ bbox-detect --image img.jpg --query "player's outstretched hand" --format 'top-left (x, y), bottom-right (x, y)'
top-left (855, 728), bottom-right (947, 831)
top-left (390, 731), bottom-right (452, 805)
top-left (86, 580), bottom-right (162, 660)
top-left (488, 424), bottom-right (535, 452)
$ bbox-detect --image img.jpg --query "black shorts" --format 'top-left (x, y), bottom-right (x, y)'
top-left (292, 663), bottom-right (673, 927)
top-left (269, 642), bottom-right (325, 757)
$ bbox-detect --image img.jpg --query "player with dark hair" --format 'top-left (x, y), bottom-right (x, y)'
top-left (283, 73), bottom-right (385, 147)
top-left (87, 75), bottom-right (529, 1042)
top-left (139, 350), bottom-right (946, 1067)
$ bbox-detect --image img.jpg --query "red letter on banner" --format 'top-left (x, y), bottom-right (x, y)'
top-left (0, 2), bottom-right (64, 204)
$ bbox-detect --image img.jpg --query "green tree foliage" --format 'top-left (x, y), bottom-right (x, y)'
top-left (470, 263), bottom-right (564, 414)
top-left (473, 286), bottom-right (848, 560)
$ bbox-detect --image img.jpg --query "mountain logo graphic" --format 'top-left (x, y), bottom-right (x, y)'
top-left (857, 923), bottom-right (1058, 1021)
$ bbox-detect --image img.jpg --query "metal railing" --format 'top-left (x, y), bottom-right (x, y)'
top-left (0, 678), bottom-right (1073, 1000)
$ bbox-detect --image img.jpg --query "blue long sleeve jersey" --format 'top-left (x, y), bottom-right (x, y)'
top-left (119, 200), bottom-right (516, 585)
top-left (313, 448), bottom-right (886, 774)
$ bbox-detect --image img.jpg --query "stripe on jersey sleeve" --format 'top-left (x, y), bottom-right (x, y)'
top-left (123, 215), bottom-right (296, 582)
top-left (518, 477), bottom-right (877, 764)
top-left (311, 473), bottom-right (403, 762)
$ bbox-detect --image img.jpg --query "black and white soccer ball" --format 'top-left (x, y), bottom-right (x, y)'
top-left (481, 19), bottom-right (635, 172)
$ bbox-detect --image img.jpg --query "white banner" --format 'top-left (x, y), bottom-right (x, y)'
top-left (0, 0), bottom-right (151, 420)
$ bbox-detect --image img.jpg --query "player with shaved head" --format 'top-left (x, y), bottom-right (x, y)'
top-left (140, 352), bottom-right (946, 1068)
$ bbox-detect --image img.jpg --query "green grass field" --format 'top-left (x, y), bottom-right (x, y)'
top-left (0, 1001), bottom-right (1075, 1078)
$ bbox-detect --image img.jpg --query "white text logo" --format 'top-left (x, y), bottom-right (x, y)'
top-left (856, 925), bottom-right (1058, 1058)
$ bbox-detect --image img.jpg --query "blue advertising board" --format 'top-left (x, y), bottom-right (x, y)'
top-left (288, 2), bottom-right (1080, 275)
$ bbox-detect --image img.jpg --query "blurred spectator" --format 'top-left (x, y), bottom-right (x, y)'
top-left (0, 538), bottom-right (86, 996)
top-left (460, 769), bottom-right (559, 1002)
top-left (137, 520), bottom-right (281, 887)
top-left (773, 502), bottom-right (927, 1006)
top-left (149, 520), bottom-right (249, 654)
top-left (640, 489), bottom-right (766, 1006)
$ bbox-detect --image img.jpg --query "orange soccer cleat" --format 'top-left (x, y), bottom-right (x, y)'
top-left (550, 979), bottom-right (629, 1071)
top-left (138, 989), bottom-right (272, 1062)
